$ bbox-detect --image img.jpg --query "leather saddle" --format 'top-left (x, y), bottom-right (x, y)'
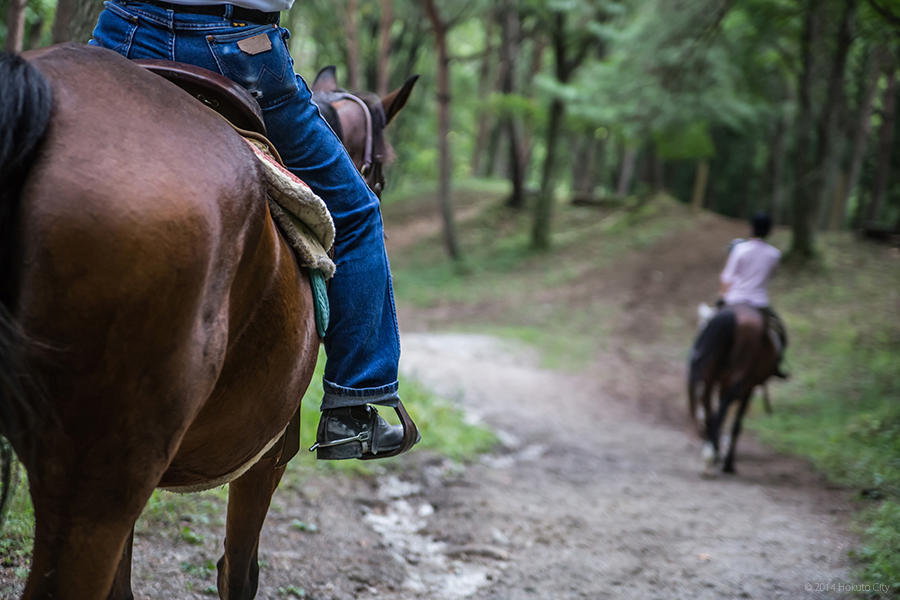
top-left (134, 59), bottom-right (266, 135)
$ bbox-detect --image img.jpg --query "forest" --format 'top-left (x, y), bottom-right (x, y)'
top-left (3, 0), bottom-right (899, 257)
top-left (1, 0), bottom-right (899, 597)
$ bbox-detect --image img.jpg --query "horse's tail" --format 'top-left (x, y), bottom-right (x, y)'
top-left (0, 52), bottom-right (53, 527)
top-left (1, 52), bottom-right (51, 304)
top-left (687, 309), bottom-right (736, 419)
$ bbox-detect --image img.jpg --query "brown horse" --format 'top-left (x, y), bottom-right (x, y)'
top-left (0, 43), bottom-right (413, 599)
top-left (310, 65), bottom-right (417, 199)
top-left (687, 304), bottom-right (779, 474)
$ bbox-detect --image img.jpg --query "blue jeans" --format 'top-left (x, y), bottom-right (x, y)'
top-left (90, 1), bottom-right (401, 409)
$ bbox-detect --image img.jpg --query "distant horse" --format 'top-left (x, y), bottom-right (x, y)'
top-left (0, 43), bottom-right (413, 599)
top-left (309, 66), bottom-right (417, 199)
top-left (688, 304), bottom-right (779, 474)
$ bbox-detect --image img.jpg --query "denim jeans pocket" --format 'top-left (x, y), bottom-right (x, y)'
top-left (206, 26), bottom-right (298, 106)
top-left (91, 2), bottom-right (140, 57)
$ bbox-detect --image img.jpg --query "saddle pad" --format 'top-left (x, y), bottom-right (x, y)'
top-left (243, 137), bottom-right (336, 279)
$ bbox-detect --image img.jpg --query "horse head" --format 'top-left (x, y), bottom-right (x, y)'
top-left (310, 66), bottom-right (418, 198)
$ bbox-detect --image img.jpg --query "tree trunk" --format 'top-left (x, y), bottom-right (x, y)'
top-left (483, 122), bottom-right (503, 177)
top-left (865, 67), bottom-right (897, 225)
top-left (790, 0), bottom-right (823, 258)
top-left (470, 13), bottom-right (497, 176)
top-left (813, 0), bottom-right (856, 229)
top-left (506, 119), bottom-right (525, 208)
top-left (343, 0), bottom-right (362, 91)
top-left (499, 1), bottom-right (525, 209)
top-left (532, 97), bottom-right (564, 249)
top-left (376, 0), bottom-right (393, 97)
top-left (424, 0), bottom-right (461, 260)
top-left (769, 112), bottom-right (788, 222)
top-left (26, 17), bottom-right (45, 50)
top-left (519, 39), bottom-right (547, 177)
top-left (828, 171), bottom-right (848, 230)
top-left (573, 135), bottom-right (600, 198)
top-left (531, 10), bottom-right (593, 249)
top-left (652, 149), bottom-right (665, 193)
top-left (52, 0), bottom-right (102, 43)
top-left (5, 0), bottom-right (28, 52)
top-left (849, 50), bottom-right (888, 227)
top-left (691, 160), bottom-right (710, 212)
top-left (617, 146), bottom-right (638, 197)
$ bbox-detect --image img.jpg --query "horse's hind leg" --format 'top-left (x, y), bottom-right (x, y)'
top-left (217, 456), bottom-right (286, 599)
top-left (700, 383), bottom-right (719, 469)
top-left (722, 390), bottom-right (752, 474)
top-left (107, 528), bottom-right (135, 600)
top-left (25, 476), bottom-right (153, 600)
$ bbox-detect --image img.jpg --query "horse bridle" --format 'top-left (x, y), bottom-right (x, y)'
top-left (313, 91), bottom-right (386, 198)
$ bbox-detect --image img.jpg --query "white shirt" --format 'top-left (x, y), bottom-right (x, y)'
top-left (720, 238), bottom-right (781, 308)
top-left (168, 0), bottom-right (293, 14)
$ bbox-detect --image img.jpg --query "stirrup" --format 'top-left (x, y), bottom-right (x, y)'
top-left (361, 397), bottom-right (419, 460)
top-left (308, 398), bottom-right (419, 460)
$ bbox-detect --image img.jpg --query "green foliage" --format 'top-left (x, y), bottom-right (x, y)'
top-left (0, 468), bottom-right (32, 571)
top-left (278, 585), bottom-right (308, 598)
top-left (751, 232), bottom-right (900, 588)
top-left (653, 121), bottom-right (715, 160)
top-left (854, 501), bottom-right (900, 592)
top-left (0, 0), bottom-right (57, 49)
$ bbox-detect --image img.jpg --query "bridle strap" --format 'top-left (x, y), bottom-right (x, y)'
top-left (329, 92), bottom-right (374, 176)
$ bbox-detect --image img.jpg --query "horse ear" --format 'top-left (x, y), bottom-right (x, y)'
top-left (312, 66), bottom-right (338, 93)
top-left (381, 75), bottom-right (419, 126)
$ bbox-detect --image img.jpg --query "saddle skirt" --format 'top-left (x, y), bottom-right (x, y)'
top-left (242, 136), bottom-right (336, 279)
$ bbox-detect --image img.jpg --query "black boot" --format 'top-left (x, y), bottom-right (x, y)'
top-left (311, 405), bottom-right (415, 460)
top-left (773, 355), bottom-right (790, 379)
top-left (773, 365), bottom-right (790, 379)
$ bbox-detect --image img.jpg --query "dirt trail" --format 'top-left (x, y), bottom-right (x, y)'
top-left (97, 329), bottom-right (855, 600)
top-left (390, 333), bottom-right (855, 600)
top-left (0, 208), bottom-right (863, 599)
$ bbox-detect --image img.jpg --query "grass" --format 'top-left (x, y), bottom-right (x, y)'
top-left (751, 231), bottom-right (900, 592)
top-left (389, 187), bottom-right (695, 365)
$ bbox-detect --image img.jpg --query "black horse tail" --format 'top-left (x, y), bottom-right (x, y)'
top-left (689, 309), bottom-right (736, 382)
top-left (687, 309), bottom-right (736, 416)
top-left (0, 52), bottom-right (53, 527)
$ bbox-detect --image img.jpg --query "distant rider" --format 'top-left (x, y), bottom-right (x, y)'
top-left (718, 212), bottom-right (788, 378)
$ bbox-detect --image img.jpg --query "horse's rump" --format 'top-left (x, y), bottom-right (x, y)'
top-left (689, 308), bottom-right (736, 383)
top-left (12, 44), bottom-right (316, 487)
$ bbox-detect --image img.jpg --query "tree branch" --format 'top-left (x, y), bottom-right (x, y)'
top-left (866, 0), bottom-right (900, 27)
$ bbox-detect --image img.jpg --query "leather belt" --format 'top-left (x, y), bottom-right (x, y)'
top-left (137, 0), bottom-right (280, 25)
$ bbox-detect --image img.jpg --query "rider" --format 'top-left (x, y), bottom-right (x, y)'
top-left (88, 0), bottom-right (416, 459)
top-left (719, 212), bottom-right (788, 378)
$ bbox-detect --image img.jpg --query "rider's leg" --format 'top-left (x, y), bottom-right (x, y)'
top-left (89, 3), bottom-right (415, 459)
top-left (760, 306), bottom-right (789, 378)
